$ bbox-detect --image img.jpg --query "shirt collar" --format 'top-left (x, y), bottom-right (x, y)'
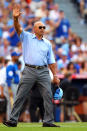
top-left (32, 34), bottom-right (45, 41)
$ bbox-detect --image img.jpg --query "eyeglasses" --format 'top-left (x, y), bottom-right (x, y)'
top-left (39, 26), bottom-right (46, 29)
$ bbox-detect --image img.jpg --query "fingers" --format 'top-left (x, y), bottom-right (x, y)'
top-left (53, 77), bottom-right (60, 85)
top-left (58, 79), bottom-right (60, 83)
top-left (13, 4), bottom-right (21, 17)
top-left (13, 3), bottom-right (20, 10)
top-left (19, 12), bottom-right (24, 15)
top-left (56, 80), bottom-right (60, 85)
top-left (19, 12), bottom-right (22, 16)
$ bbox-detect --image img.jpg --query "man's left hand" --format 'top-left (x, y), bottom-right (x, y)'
top-left (53, 75), bottom-right (60, 85)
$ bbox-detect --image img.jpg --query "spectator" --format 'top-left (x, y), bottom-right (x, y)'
top-left (23, 5), bottom-right (33, 21)
top-left (54, 10), bottom-right (71, 44)
top-left (35, 2), bottom-right (47, 18)
top-left (60, 72), bottom-right (76, 122)
top-left (57, 51), bottom-right (69, 72)
top-left (71, 36), bottom-right (83, 53)
top-left (24, 15), bottom-right (35, 32)
top-left (63, 62), bottom-right (77, 74)
top-left (0, 15), bottom-right (4, 39)
top-left (0, 38), bottom-right (12, 57)
top-left (6, 52), bottom-right (20, 101)
top-left (44, 18), bottom-right (54, 40)
top-left (30, 0), bottom-right (43, 12)
top-left (80, 0), bottom-right (85, 18)
top-left (55, 48), bottom-right (64, 61)
top-left (80, 61), bottom-right (87, 74)
top-left (61, 37), bottom-right (69, 55)
top-left (49, 4), bottom-right (60, 22)
top-left (0, 57), bottom-right (11, 120)
top-left (7, 26), bottom-right (20, 47)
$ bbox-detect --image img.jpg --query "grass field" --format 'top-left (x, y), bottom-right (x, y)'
top-left (0, 122), bottom-right (87, 131)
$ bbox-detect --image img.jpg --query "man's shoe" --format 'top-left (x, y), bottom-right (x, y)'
top-left (43, 122), bottom-right (60, 127)
top-left (3, 120), bottom-right (17, 127)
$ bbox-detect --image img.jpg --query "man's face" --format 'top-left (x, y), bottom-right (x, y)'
top-left (60, 12), bottom-right (64, 19)
top-left (12, 56), bottom-right (18, 62)
top-left (34, 22), bottom-right (46, 36)
top-left (62, 55), bottom-right (67, 61)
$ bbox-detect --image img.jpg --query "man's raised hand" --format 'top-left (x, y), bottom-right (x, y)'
top-left (13, 4), bottom-right (23, 36)
top-left (13, 4), bottom-right (21, 18)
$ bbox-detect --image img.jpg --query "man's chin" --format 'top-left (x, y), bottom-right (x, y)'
top-left (41, 33), bottom-right (44, 36)
top-left (40, 34), bottom-right (44, 37)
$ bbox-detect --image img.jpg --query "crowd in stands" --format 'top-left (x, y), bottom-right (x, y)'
top-left (71, 0), bottom-right (87, 23)
top-left (0, 0), bottom-right (87, 122)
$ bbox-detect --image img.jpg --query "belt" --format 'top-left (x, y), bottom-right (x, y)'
top-left (25, 64), bottom-right (47, 69)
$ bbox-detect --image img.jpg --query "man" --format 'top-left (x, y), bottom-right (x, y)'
top-left (6, 52), bottom-right (20, 101)
top-left (55, 10), bottom-right (71, 43)
top-left (57, 51), bottom-right (69, 71)
top-left (3, 4), bottom-right (60, 127)
top-left (0, 57), bottom-right (7, 121)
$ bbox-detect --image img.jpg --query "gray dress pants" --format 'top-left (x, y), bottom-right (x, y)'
top-left (9, 66), bottom-right (54, 123)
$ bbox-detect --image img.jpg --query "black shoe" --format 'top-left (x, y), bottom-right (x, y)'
top-left (43, 122), bottom-right (60, 127)
top-left (3, 120), bottom-right (17, 127)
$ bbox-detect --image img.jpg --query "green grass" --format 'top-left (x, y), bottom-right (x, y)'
top-left (0, 122), bottom-right (87, 131)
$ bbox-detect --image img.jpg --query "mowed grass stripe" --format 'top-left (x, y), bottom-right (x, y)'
top-left (0, 123), bottom-right (87, 128)
top-left (0, 123), bottom-right (87, 131)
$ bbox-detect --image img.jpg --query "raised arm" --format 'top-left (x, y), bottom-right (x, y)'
top-left (13, 4), bottom-right (23, 36)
